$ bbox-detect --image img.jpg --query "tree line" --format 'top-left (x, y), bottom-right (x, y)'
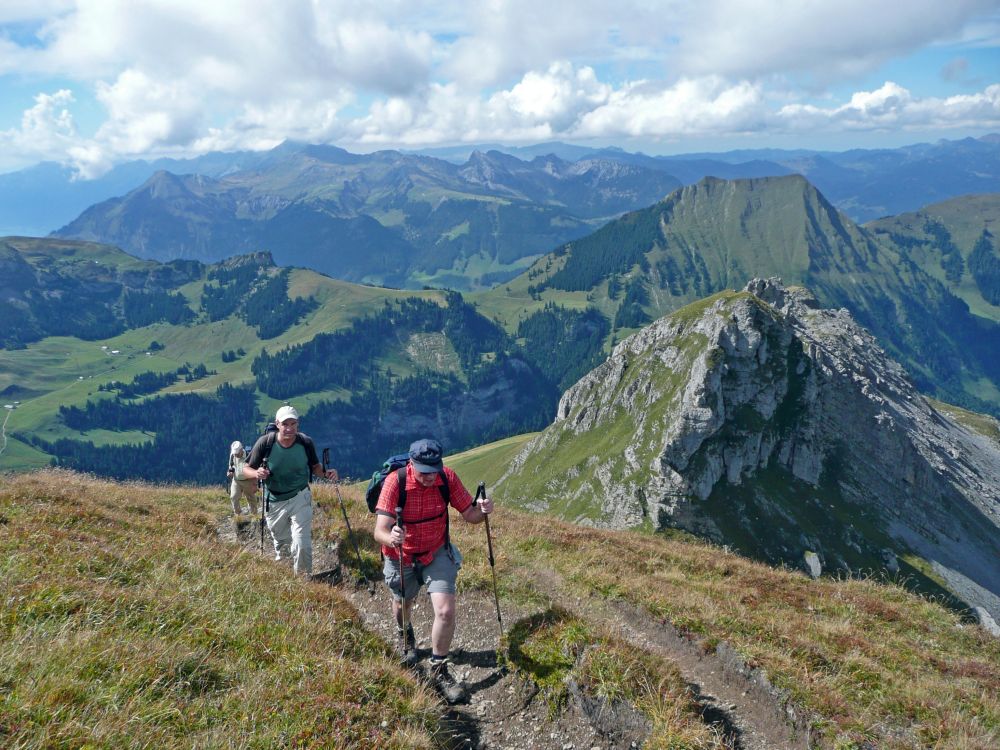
top-left (252, 293), bottom-right (508, 399)
top-left (97, 363), bottom-right (216, 399)
top-left (28, 384), bottom-right (259, 484)
top-left (969, 229), bottom-right (1000, 306)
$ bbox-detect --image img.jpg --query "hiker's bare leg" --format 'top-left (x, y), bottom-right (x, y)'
top-left (393, 597), bottom-right (412, 628)
top-left (430, 591), bottom-right (456, 656)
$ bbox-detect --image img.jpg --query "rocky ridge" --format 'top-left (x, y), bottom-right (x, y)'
top-left (498, 278), bottom-right (1000, 624)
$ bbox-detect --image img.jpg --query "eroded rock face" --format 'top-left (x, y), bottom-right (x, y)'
top-left (499, 278), bottom-right (1000, 622)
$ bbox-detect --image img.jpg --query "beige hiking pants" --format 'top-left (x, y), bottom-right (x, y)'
top-left (230, 478), bottom-right (259, 515)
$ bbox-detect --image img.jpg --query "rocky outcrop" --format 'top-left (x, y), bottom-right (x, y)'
top-left (499, 278), bottom-right (1000, 623)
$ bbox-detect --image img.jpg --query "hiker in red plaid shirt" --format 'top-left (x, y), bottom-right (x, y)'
top-left (373, 438), bottom-right (494, 704)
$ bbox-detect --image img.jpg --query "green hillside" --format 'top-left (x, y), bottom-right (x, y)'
top-left (866, 193), bottom-right (1000, 321)
top-left (0, 239), bottom-right (559, 481)
top-left (476, 176), bottom-right (1000, 416)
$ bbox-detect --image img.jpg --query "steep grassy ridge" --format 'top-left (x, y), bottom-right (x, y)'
top-left (476, 175), bottom-right (1000, 415)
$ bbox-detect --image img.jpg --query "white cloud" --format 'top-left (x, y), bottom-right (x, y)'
top-left (93, 70), bottom-right (201, 151)
top-left (0, 1), bottom-right (997, 173)
top-left (442, 0), bottom-right (630, 87)
top-left (673, 0), bottom-right (1000, 81)
top-left (16, 1), bottom-right (435, 93)
top-left (574, 77), bottom-right (767, 138)
top-left (0, 89), bottom-right (77, 170)
top-left (493, 62), bottom-right (611, 129)
top-left (777, 82), bottom-right (1000, 132)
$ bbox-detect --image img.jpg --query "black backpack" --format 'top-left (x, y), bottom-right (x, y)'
top-left (365, 454), bottom-right (451, 512)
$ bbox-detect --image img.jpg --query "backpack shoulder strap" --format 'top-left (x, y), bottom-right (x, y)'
top-left (438, 469), bottom-right (450, 504)
top-left (440, 469), bottom-right (453, 557)
top-left (396, 466), bottom-right (407, 514)
top-left (261, 431), bottom-right (277, 462)
top-left (296, 433), bottom-right (319, 471)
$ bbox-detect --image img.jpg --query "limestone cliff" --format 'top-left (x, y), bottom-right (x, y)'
top-left (498, 278), bottom-right (1000, 622)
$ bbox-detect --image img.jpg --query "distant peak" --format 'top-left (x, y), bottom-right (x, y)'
top-left (218, 251), bottom-right (274, 269)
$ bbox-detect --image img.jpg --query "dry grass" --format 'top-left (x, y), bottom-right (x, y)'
top-left (0, 470), bottom-right (442, 749)
top-left (325, 481), bottom-right (999, 748)
top-left (4, 470), bottom-right (999, 749)
top-left (476, 515), bottom-right (1000, 749)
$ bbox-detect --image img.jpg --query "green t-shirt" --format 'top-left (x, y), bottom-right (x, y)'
top-left (265, 441), bottom-right (311, 502)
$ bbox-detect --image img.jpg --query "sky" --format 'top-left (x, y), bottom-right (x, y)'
top-left (0, 0), bottom-right (998, 178)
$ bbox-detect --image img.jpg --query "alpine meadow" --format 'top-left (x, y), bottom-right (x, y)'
top-left (3, 5), bottom-right (1000, 736)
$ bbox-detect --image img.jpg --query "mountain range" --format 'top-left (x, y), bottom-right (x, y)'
top-left (0, 135), bottom-right (995, 276)
top-left (477, 174), bottom-right (1000, 417)
top-left (50, 144), bottom-right (683, 289)
top-left (4, 170), bottom-right (1000, 479)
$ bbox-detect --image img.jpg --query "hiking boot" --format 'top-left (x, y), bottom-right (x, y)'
top-left (430, 657), bottom-right (468, 704)
top-left (397, 625), bottom-right (418, 667)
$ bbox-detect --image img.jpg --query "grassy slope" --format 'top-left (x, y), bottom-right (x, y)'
top-left (492, 513), bottom-right (999, 749)
top-left (4, 469), bottom-right (997, 749)
top-left (866, 194), bottom-right (1000, 322)
top-left (927, 397), bottom-right (1000, 448)
top-left (0, 265), bottom-right (449, 470)
top-left (475, 177), bottom-right (819, 329)
top-left (5, 236), bottom-right (159, 272)
top-left (0, 471), bottom-right (443, 749)
top-left (0, 432), bottom-right (50, 471)
top-left (471, 253), bottom-right (597, 334)
top-left (446, 432), bottom-right (539, 488)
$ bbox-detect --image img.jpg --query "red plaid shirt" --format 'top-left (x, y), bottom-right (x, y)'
top-left (376, 464), bottom-right (473, 565)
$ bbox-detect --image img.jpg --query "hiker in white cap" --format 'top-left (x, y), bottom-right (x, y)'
top-left (227, 441), bottom-right (258, 516)
top-left (243, 405), bottom-right (337, 575)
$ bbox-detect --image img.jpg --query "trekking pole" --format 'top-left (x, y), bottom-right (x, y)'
top-left (395, 506), bottom-right (409, 662)
top-left (476, 482), bottom-right (504, 640)
top-left (258, 457), bottom-right (268, 555)
top-left (323, 448), bottom-right (370, 590)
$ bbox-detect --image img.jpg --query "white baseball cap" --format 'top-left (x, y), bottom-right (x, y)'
top-left (275, 405), bottom-right (299, 423)
top-left (230, 440), bottom-right (243, 454)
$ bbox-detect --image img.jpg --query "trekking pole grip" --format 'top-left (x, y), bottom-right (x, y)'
top-left (476, 483), bottom-right (495, 566)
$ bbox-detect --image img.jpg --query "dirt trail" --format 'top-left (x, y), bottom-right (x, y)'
top-left (221, 506), bottom-right (814, 749)
top-left (0, 407), bottom-right (11, 458)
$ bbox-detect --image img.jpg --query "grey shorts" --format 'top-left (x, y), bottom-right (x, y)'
top-left (383, 543), bottom-right (463, 600)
